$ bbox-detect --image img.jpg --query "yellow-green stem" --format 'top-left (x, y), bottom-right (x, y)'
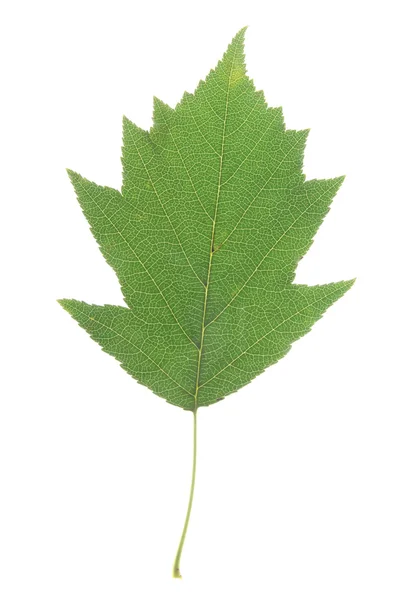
top-left (172, 410), bottom-right (197, 578)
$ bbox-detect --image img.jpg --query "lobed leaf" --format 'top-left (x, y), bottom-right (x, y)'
top-left (59, 28), bottom-right (354, 410)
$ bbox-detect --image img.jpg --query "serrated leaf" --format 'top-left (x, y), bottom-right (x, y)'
top-left (60, 28), bottom-right (353, 409)
top-left (58, 28), bottom-right (354, 577)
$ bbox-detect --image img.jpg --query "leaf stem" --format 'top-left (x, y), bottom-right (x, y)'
top-left (172, 409), bottom-right (197, 578)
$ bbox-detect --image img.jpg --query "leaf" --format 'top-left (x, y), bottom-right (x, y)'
top-left (58, 28), bottom-right (354, 577)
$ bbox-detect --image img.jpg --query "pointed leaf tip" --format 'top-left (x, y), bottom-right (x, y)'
top-left (216, 27), bottom-right (248, 86)
top-left (66, 168), bottom-right (79, 185)
top-left (66, 169), bottom-right (86, 191)
top-left (57, 298), bottom-right (72, 313)
top-left (233, 26), bottom-right (248, 40)
top-left (152, 96), bottom-right (173, 121)
top-left (122, 114), bottom-right (132, 128)
top-left (228, 26), bottom-right (247, 54)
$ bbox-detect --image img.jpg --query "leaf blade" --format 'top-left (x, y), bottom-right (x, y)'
top-left (60, 28), bottom-right (354, 409)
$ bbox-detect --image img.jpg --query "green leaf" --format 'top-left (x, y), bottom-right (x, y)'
top-left (59, 28), bottom-right (353, 409)
top-left (58, 28), bottom-right (354, 577)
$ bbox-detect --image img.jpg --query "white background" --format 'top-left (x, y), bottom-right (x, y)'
top-left (1, 0), bottom-right (399, 598)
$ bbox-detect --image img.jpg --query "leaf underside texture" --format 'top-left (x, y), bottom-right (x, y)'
top-left (59, 28), bottom-right (354, 411)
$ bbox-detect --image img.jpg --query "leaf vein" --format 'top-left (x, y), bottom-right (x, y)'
top-left (199, 286), bottom-right (342, 389)
top-left (129, 131), bottom-right (206, 288)
top-left (206, 179), bottom-right (340, 328)
top-left (87, 187), bottom-right (198, 349)
top-left (73, 305), bottom-right (195, 398)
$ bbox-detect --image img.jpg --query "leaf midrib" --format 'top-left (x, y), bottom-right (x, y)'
top-left (193, 45), bottom-right (238, 411)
